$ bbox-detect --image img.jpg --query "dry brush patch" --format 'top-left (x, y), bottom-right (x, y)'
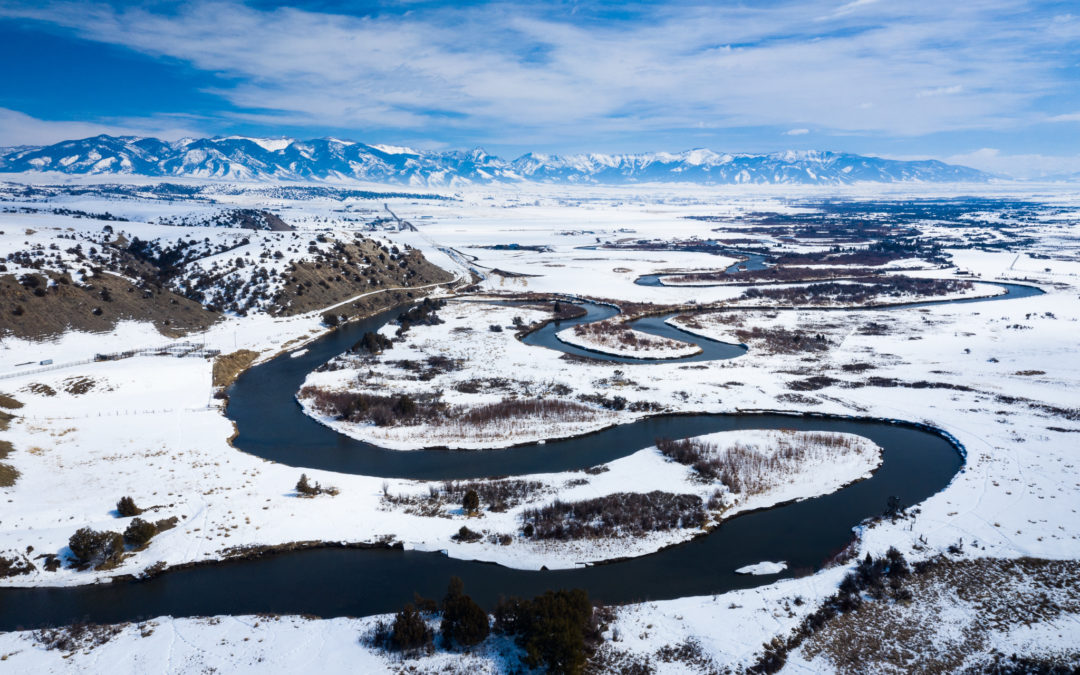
top-left (565, 318), bottom-right (697, 356)
top-left (666, 265), bottom-right (887, 285)
top-left (212, 349), bottom-right (260, 388)
top-left (792, 557), bottom-right (1080, 675)
top-left (33, 621), bottom-right (129, 654)
top-left (734, 326), bottom-right (831, 355)
top-left (0, 439), bottom-right (18, 487)
top-left (656, 431), bottom-right (872, 496)
top-left (301, 385), bottom-right (606, 440)
top-left (737, 277), bottom-right (974, 307)
top-left (671, 312), bottom-right (841, 355)
top-left (520, 491), bottom-right (706, 540)
top-left (60, 376), bottom-right (96, 395)
top-left (0, 552), bottom-right (34, 577)
top-left (384, 478), bottom-right (552, 517)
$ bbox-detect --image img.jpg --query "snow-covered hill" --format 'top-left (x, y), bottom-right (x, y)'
top-left (0, 135), bottom-right (993, 185)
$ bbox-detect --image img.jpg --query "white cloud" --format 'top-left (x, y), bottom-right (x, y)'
top-left (0, 0), bottom-right (1076, 146)
top-left (0, 108), bottom-right (202, 147)
top-left (784, 128), bottom-right (810, 136)
top-left (1048, 112), bottom-right (1080, 122)
top-left (916, 85), bottom-right (963, 98)
top-left (828, 0), bottom-right (881, 19)
top-left (943, 147), bottom-right (1080, 179)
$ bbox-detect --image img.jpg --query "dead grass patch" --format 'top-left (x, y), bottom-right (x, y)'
top-left (799, 558), bottom-right (1080, 674)
top-left (0, 465), bottom-right (18, 487)
top-left (212, 349), bottom-right (260, 388)
top-left (25, 382), bottom-right (56, 396)
top-left (62, 376), bottom-right (95, 395)
top-left (657, 430), bottom-right (868, 494)
top-left (753, 556), bottom-right (1080, 675)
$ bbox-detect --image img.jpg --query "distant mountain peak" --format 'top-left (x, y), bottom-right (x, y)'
top-left (0, 134), bottom-right (996, 186)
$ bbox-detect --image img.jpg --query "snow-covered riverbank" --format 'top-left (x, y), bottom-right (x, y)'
top-left (555, 320), bottom-right (702, 359)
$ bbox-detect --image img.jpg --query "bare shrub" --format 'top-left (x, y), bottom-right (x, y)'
top-left (739, 277), bottom-right (972, 306)
top-left (520, 491), bottom-right (706, 540)
top-left (452, 526), bottom-right (482, 543)
top-left (570, 317), bottom-right (690, 354)
top-left (298, 386), bottom-right (432, 426)
top-left (295, 473), bottom-right (338, 497)
top-left (442, 479), bottom-right (546, 512)
top-left (657, 431), bottom-right (866, 495)
top-left (300, 386), bottom-right (605, 440)
top-left (458, 398), bottom-right (594, 427)
top-left (668, 265), bottom-right (884, 285)
top-left (0, 554), bottom-right (33, 578)
top-left (34, 621), bottom-right (125, 653)
top-left (787, 376), bottom-right (840, 391)
top-left (385, 479), bottom-right (548, 516)
top-left (453, 377), bottom-right (513, 394)
top-left (735, 326), bottom-right (831, 354)
top-left (577, 393), bottom-right (628, 411)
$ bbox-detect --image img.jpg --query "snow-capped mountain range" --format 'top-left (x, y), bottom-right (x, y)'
top-left (0, 135), bottom-right (995, 185)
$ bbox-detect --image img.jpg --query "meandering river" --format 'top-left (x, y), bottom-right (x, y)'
top-left (0, 280), bottom-right (1044, 629)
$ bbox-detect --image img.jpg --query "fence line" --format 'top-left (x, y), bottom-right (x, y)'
top-left (0, 342), bottom-right (221, 381)
top-left (20, 406), bottom-right (217, 421)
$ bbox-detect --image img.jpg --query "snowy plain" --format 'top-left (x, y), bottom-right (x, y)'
top-left (0, 177), bottom-right (1078, 672)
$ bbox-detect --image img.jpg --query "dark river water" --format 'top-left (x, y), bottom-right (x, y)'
top-left (0, 279), bottom-right (1044, 629)
top-left (634, 250), bottom-right (770, 287)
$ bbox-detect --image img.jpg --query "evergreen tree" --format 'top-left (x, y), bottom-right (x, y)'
top-left (123, 517), bottom-right (157, 547)
top-left (296, 473), bottom-right (320, 496)
top-left (116, 495), bottom-right (142, 517)
top-left (68, 527), bottom-right (124, 568)
top-left (493, 588), bottom-right (595, 675)
top-left (440, 577), bottom-right (490, 648)
top-left (390, 603), bottom-right (432, 653)
top-left (462, 489), bottom-right (480, 515)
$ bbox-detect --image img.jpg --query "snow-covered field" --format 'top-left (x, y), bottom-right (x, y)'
top-left (0, 342), bottom-right (880, 578)
top-left (555, 320), bottom-right (702, 359)
top-left (1, 178), bottom-right (1079, 672)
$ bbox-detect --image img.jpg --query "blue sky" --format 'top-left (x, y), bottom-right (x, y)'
top-left (1, 0), bottom-right (1079, 176)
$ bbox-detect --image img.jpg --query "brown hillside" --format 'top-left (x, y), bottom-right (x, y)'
top-left (270, 240), bottom-right (455, 317)
top-left (0, 272), bottom-right (220, 340)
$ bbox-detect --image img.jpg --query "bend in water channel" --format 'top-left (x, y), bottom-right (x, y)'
top-left (0, 413), bottom-right (963, 630)
top-left (0, 278), bottom-right (1047, 629)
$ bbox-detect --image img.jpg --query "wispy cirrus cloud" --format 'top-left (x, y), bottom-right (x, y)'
top-left (943, 147), bottom-right (1080, 179)
top-left (0, 108), bottom-right (201, 147)
top-left (0, 0), bottom-right (1077, 158)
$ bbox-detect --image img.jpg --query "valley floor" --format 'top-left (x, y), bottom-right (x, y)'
top-left (1, 181), bottom-right (1079, 673)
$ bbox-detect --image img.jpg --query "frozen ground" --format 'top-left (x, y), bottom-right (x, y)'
top-left (0, 351), bottom-right (880, 577)
top-left (1, 179), bottom-right (1079, 672)
top-left (555, 320), bottom-right (702, 359)
top-left (0, 613), bottom-right (520, 674)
